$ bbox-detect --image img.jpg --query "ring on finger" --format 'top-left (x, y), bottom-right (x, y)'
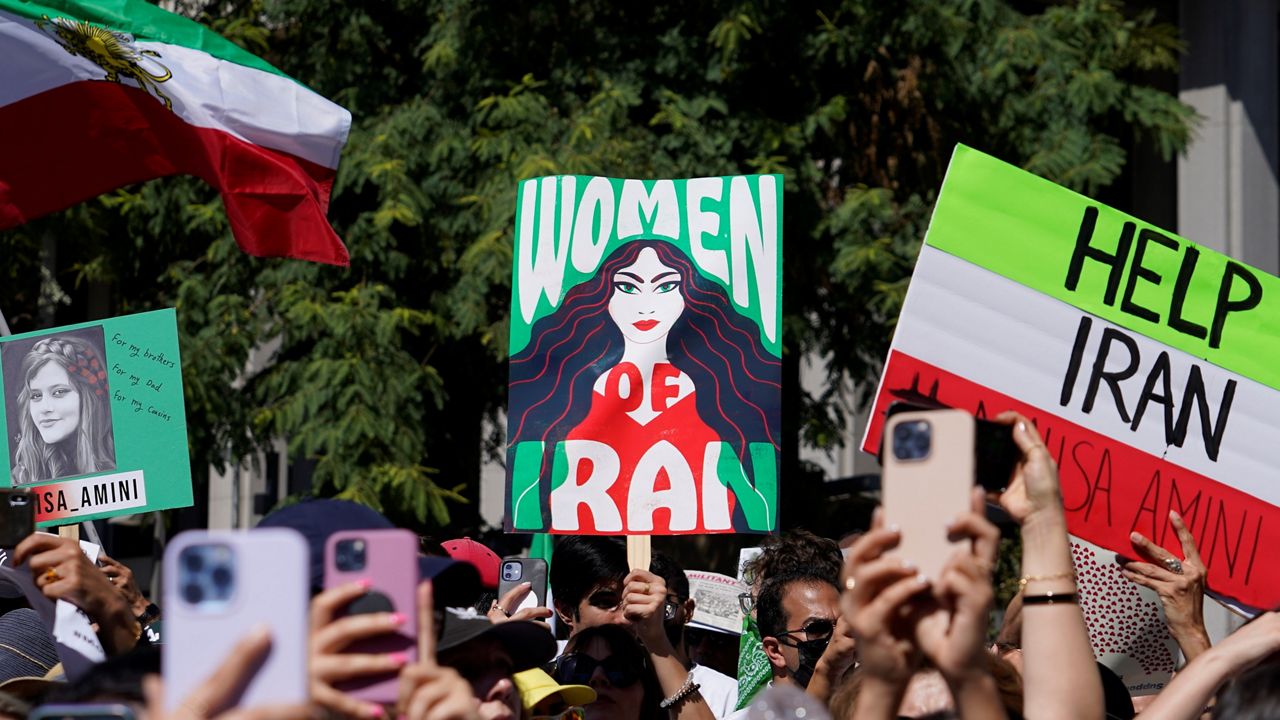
top-left (43, 568), bottom-right (59, 584)
top-left (1163, 557), bottom-right (1184, 575)
top-left (844, 577), bottom-right (856, 591)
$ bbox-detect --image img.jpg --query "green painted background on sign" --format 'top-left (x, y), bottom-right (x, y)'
top-left (0, 309), bottom-right (192, 524)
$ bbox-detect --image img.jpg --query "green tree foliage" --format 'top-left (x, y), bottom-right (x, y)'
top-left (0, 0), bottom-right (1195, 529)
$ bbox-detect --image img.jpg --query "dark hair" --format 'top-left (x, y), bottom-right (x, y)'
top-left (756, 570), bottom-right (837, 640)
top-left (1211, 654), bottom-right (1280, 720)
top-left (650, 551), bottom-right (689, 600)
top-left (550, 536), bottom-right (628, 613)
top-left (508, 239), bottom-right (781, 530)
top-left (743, 530), bottom-right (841, 590)
top-left (564, 624), bottom-right (664, 720)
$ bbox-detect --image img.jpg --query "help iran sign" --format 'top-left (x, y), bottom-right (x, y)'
top-left (864, 145), bottom-right (1280, 612)
top-left (506, 176), bottom-right (783, 535)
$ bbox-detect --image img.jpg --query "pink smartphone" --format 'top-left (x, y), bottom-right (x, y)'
top-left (324, 528), bottom-right (419, 704)
top-left (162, 528), bottom-right (309, 711)
top-left (882, 409), bottom-right (976, 581)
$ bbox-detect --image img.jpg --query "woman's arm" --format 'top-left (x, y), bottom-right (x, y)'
top-left (623, 570), bottom-right (716, 720)
top-left (995, 412), bottom-right (1102, 720)
top-left (1133, 612), bottom-right (1280, 720)
top-left (1122, 511), bottom-right (1211, 662)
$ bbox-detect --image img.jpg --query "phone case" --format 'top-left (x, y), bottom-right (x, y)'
top-left (323, 528), bottom-right (418, 704)
top-left (497, 557), bottom-right (548, 612)
top-left (162, 529), bottom-right (309, 711)
top-left (0, 490), bottom-right (35, 548)
top-left (882, 409), bottom-right (976, 581)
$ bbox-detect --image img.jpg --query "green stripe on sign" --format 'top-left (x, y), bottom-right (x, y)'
top-left (925, 144), bottom-right (1280, 391)
top-left (0, 0), bottom-right (292, 80)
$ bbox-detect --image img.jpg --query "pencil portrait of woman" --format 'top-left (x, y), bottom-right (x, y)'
top-left (508, 238), bottom-right (780, 533)
top-left (6, 333), bottom-right (116, 485)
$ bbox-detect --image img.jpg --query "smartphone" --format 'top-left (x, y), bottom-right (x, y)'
top-left (497, 557), bottom-right (548, 612)
top-left (882, 409), bottom-right (976, 580)
top-left (29, 704), bottom-right (137, 720)
top-left (884, 401), bottom-right (1019, 492)
top-left (324, 528), bottom-right (418, 705)
top-left (0, 489), bottom-right (35, 547)
top-left (162, 529), bottom-right (309, 712)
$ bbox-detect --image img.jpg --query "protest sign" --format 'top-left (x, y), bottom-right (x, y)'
top-left (0, 309), bottom-right (192, 524)
top-left (1071, 536), bottom-right (1178, 695)
top-left (506, 175), bottom-right (783, 535)
top-left (685, 569), bottom-right (746, 635)
top-left (862, 144), bottom-right (1280, 611)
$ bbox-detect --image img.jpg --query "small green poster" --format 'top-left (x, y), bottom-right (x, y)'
top-left (0, 309), bottom-right (193, 525)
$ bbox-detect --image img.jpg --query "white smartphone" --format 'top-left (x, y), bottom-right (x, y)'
top-left (162, 529), bottom-right (309, 711)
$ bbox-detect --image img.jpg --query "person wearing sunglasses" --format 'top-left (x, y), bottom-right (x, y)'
top-left (550, 538), bottom-right (724, 718)
top-left (750, 569), bottom-right (856, 708)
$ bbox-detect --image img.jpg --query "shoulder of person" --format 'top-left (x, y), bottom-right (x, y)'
top-left (690, 663), bottom-right (739, 718)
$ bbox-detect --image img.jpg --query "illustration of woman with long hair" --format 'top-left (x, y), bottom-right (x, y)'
top-left (10, 336), bottom-right (116, 484)
top-left (508, 239), bottom-right (780, 533)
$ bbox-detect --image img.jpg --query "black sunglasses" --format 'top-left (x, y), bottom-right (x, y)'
top-left (554, 652), bottom-right (643, 688)
top-left (775, 618), bottom-right (835, 647)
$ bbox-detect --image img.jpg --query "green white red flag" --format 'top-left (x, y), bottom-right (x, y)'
top-left (0, 0), bottom-right (352, 265)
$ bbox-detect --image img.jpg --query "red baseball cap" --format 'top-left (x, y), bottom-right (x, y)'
top-left (441, 537), bottom-right (501, 589)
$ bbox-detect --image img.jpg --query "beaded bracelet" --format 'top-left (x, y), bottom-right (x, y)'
top-left (659, 674), bottom-right (702, 709)
top-left (1017, 570), bottom-right (1075, 590)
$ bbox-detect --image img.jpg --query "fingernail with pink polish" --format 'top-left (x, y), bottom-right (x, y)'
top-left (388, 613), bottom-right (406, 626)
top-left (388, 652), bottom-right (409, 666)
top-left (355, 578), bottom-right (372, 590)
top-left (368, 705), bottom-right (385, 718)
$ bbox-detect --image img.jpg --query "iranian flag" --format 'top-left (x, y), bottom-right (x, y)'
top-left (0, 0), bottom-right (352, 265)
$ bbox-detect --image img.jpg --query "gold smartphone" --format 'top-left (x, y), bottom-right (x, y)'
top-left (881, 409), bottom-right (976, 581)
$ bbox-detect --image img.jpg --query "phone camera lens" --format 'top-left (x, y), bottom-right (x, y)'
top-left (211, 565), bottom-right (233, 588)
top-left (182, 550), bottom-right (205, 573)
top-left (892, 420), bottom-right (932, 461)
top-left (183, 583), bottom-right (204, 604)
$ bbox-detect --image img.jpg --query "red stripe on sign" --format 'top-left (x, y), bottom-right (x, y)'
top-left (864, 350), bottom-right (1277, 612)
top-left (0, 81), bottom-right (348, 266)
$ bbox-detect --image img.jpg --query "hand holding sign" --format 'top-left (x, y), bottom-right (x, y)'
top-left (15, 533), bottom-right (138, 655)
top-left (395, 581), bottom-right (480, 720)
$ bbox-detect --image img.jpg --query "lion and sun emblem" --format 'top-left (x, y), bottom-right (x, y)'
top-left (36, 15), bottom-right (174, 110)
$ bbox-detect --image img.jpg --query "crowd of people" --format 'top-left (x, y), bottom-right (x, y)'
top-left (0, 411), bottom-right (1276, 720)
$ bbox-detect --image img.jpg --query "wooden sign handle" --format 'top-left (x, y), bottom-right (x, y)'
top-left (627, 535), bottom-right (651, 572)
top-left (58, 524), bottom-right (79, 541)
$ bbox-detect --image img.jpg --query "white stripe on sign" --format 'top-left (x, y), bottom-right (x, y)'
top-left (31, 470), bottom-right (148, 519)
top-left (0, 9), bottom-right (349, 168)
top-left (893, 245), bottom-right (1280, 508)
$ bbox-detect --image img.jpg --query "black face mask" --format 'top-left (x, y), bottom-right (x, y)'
top-left (792, 637), bottom-right (829, 688)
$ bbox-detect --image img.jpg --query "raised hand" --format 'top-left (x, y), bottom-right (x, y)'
top-left (1121, 510), bottom-right (1210, 660)
top-left (309, 580), bottom-right (410, 719)
top-left (487, 582), bottom-right (554, 626)
top-left (621, 569), bottom-right (671, 651)
top-left (992, 411), bottom-right (1065, 527)
top-left (15, 533), bottom-right (139, 654)
top-left (915, 489), bottom-right (1000, 682)
top-left (396, 582), bottom-right (481, 720)
top-left (144, 627), bottom-right (317, 720)
top-left (840, 510), bottom-right (929, 687)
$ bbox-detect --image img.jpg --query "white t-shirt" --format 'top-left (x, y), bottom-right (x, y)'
top-left (691, 663), bottom-right (739, 719)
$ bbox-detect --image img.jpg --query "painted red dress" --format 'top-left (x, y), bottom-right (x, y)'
top-left (565, 361), bottom-right (733, 533)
